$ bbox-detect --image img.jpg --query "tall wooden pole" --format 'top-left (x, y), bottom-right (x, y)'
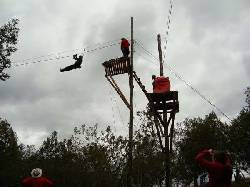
top-left (128, 16), bottom-right (134, 187)
top-left (164, 111), bottom-right (170, 187)
top-left (157, 34), bottom-right (164, 76)
top-left (158, 33), bottom-right (170, 187)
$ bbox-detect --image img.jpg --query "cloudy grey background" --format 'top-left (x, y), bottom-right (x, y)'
top-left (0, 0), bottom-right (249, 146)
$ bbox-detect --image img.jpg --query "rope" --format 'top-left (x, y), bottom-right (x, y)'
top-left (109, 86), bottom-right (118, 133)
top-left (12, 41), bottom-right (120, 67)
top-left (134, 40), bottom-right (232, 122)
top-left (13, 55), bottom-right (71, 67)
top-left (12, 39), bottom-right (120, 65)
top-left (108, 83), bottom-right (126, 130)
top-left (162, 0), bottom-right (175, 61)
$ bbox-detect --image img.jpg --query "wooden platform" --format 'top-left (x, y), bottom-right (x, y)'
top-left (102, 57), bottom-right (130, 76)
top-left (147, 91), bottom-right (179, 112)
top-left (147, 91), bottom-right (178, 102)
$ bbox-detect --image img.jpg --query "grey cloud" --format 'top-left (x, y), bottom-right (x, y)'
top-left (242, 53), bottom-right (250, 78)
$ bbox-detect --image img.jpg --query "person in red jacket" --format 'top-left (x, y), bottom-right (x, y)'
top-left (195, 149), bottom-right (232, 187)
top-left (121, 38), bottom-right (130, 57)
top-left (21, 168), bottom-right (53, 187)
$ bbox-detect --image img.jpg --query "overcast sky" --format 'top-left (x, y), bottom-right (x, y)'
top-left (1, 0), bottom-right (249, 146)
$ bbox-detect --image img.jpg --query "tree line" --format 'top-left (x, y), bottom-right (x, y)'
top-left (0, 87), bottom-right (249, 187)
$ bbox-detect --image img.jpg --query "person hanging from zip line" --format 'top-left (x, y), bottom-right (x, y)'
top-left (21, 168), bottom-right (53, 187)
top-left (120, 38), bottom-right (130, 57)
top-left (60, 54), bottom-right (83, 72)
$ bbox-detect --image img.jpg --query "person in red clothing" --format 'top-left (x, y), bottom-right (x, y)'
top-left (195, 149), bottom-right (232, 187)
top-left (21, 168), bottom-right (53, 187)
top-left (151, 74), bottom-right (171, 93)
top-left (121, 38), bottom-right (130, 57)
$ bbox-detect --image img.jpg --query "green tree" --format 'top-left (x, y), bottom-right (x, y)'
top-left (0, 118), bottom-right (22, 186)
top-left (99, 126), bottom-right (127, 186)
top-left (229, 87), bottom-right (250, 173)
top-left (38, 131), bottom-right (67, 186)
top-left (245, 86), bottom-right (250, 109)
top-left (0, 18), bottom-right (19, 81)
top-left (33, 124), bottom-right (126, 187)
top-left (131, 110), bottom-right (165, 187)
top-left (173, 112), bottom-right (230, 186)
top-left (72, 124), bottom-right (126, 187)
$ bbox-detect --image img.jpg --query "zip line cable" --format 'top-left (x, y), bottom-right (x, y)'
top-left (108, 81), bottom-right (144, 134)
top-left (108, 83), bottom-right (126, 129)
top-left (12, 49), bottom-right (80, 65)
top-left (163, 0), bottom-right (175, 61)
top-left (12, 39), bottom-right (121, 65)
top-left (12, 40), bottom-right (120, 67)
top-left (13, 55), bottom-right (71, 67)
top-left (10, 35), bottom-right (232, 121)
top-left (134, 40), bottom-right (232, 122)
top-left (159, 0), bottom-right (232, 121)
top-left (109, 86), bottom-right (118, 133)
top-left (13, 41), bottom-right (119, 67)
top-left (135, 40), bottom-right (158, 61)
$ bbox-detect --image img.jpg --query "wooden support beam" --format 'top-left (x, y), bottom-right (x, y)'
top-left (163, 110), bottom-right (170, 187)
top-left (147, 91), bottom-right (178, 102)
top-left (105, 75), bottom-right (131, 110)
top-left (157, 34), bottom-right (164, 76)
top-left (128, 16), bottom-right (134, 187)
top-left (169, 112), bottom-right (175, 154)
top-left (154, 116), bottom-right (164, 150)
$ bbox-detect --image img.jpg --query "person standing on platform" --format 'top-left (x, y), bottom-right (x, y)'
top-left (121, 38), bottom-right (130, 57)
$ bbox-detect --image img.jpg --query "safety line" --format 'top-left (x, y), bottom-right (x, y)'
top-left (12, 42), bottom-right (120, 67)
top-left (12, 39), bottom-right (121, 65)
top-left (108, 83), bottom-right (126, 129)
top-left (162, 0), bottom-right (175, 61)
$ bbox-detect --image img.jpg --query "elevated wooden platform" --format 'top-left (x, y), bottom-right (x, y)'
top-left (147, 91), bottom-right (178, 102)
top-left (102, 57), bottom-right (130, 76)
top-left (147, 91), bottom-right (179, 112)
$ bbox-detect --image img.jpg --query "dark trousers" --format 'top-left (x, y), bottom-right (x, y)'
top-left (121, 48), bottom-right (130, 57)
top-left (60, 64), bottom-right (81, 72)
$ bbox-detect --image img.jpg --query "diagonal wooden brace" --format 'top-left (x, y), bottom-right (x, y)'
top-left (105, 75), bottom-right (131, 110)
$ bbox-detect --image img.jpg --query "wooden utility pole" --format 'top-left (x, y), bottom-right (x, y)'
top-left (157, 34), bottom-right (164, 76)
top-left (164, 111), bottom-right (170, 187)
top-left (128, 16), bottom-right (134, 187)
top-left (101, 17), bottom-right (135, 187)
top-left (157, 33), bottom-right (171, 187)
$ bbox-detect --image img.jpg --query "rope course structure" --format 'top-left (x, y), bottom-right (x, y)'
top-left (3, 6), bottom-right (234, 185)
top-left (8, 34), bottom-right (231, 122)
top-left (8, 35), bottom-right (232, 122)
